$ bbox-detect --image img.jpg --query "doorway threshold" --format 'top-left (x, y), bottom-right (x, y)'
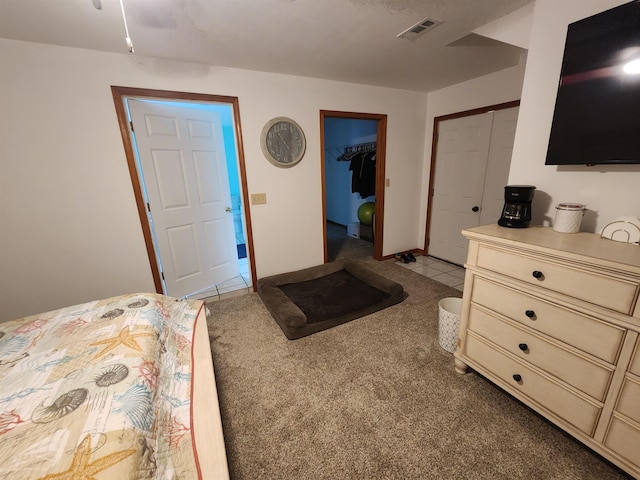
top-left (188, 258), bottom-right (252, 302)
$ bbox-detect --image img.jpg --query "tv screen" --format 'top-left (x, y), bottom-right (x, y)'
top-left (545, 1), bottom-right (640, 166)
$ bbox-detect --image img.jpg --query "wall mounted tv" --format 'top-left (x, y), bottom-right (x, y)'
top-left (545, 0), bottom-right (640, 166)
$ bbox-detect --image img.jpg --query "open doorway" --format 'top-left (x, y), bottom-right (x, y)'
top-left (320, 110), bottom-right (387, 263)
top-left (111, 86), bottom-right (256, 299)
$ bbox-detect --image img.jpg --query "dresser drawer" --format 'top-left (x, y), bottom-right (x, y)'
top-left (471, 276), bottom-right (624, 363)
top-left (630, 343), bottom-right (640, 377)
top-left (604, 416), bottom-right (640, 470)
top-left (465, 333), bottom-right (601, 436)
top-left (475, 245), bottom-right (639, 315)
top-left (468, 306), bottom-right (612, 401)
top-left (616, 376), bottom-right (640, 424)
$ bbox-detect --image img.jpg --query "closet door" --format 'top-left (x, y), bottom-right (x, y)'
top-left (479, 107), bottom-right (519, 226)
top-left (429, 112), bottom-right (493, 266)
top-left (429, 106), bottom-right (518, 266)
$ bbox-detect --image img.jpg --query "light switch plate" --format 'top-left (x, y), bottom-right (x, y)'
top-left (251, 193), bottom-right (267, 205)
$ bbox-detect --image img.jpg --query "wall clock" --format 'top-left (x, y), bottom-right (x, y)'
top-left (260, 117), bottom-right (306, 168)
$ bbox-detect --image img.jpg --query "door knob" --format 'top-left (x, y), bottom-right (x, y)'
top-left (225, 207), bottom-right (232, 213)
top-left (472, 206), bottom-right (479, 212)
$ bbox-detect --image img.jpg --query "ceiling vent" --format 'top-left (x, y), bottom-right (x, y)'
top-left (396, 17), bottom-right (442, 40)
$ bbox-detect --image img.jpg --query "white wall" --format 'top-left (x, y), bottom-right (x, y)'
top-left (0, 39), bottom-right (427, 321)
top-left (509, 0), bottom-right (640, 231)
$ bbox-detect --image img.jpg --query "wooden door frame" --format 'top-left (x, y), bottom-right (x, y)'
top-left (111, 86), bottom-right (257, 293)
top-left (320, 110), bottom-right (387, 262)
top-left (424, 100), bottom-right (520, 254)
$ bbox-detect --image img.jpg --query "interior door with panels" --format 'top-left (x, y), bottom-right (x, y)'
top-left (478, 107), bottom-right (519, 225)
top-left (428, 105), bottom-right (518, 266)
top-left (429, 112), bottom-right (493, 265)
top-left (128, 99), bottom-right (239, 298)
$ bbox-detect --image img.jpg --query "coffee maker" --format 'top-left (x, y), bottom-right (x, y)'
top-left (498, 185), bottom-right (536, 228)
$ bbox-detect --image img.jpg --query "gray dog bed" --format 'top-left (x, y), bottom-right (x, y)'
top-left (257, 259), bottom-right (405, 339)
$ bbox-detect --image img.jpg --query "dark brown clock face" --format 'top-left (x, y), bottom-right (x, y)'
top-left (261, 118), bottom-right (306, 167)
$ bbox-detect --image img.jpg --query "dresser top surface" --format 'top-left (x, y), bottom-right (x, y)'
top-left (463, 224), bottom-right (640, 270)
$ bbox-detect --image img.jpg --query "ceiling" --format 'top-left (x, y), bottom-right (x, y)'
top-left (0, 0), bottom-right (533, 93)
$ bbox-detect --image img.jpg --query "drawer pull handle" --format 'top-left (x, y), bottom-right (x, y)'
top-left (532, 270), bottom-right (544, 279)
top-left (513, 374), bottom-right (522, 382)
top-left (525, 310), bottom-right (535, 318)
top-left (518, 343), bottom-right (528, 351)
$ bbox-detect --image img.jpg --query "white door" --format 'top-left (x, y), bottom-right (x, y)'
top-left (429, 112), bottom-right (493, 265)
top-left (429, 107), bottom-right (519, 265)
top-left (479, 107), bottom-right (519, 226)
top-left (127, 99), bottom-right (239, 298)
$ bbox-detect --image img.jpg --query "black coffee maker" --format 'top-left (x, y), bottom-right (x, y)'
top-left (498, 185), bottom-right (536, 228)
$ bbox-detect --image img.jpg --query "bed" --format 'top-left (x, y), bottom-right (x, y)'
top-left (0, 292), bottom-right (228, 479)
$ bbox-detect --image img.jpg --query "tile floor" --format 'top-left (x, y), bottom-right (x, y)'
top-left (201, 253), bottom-right (464, 304)
top-left (199, 223), bottom-right (465, 302)
top-left (395, 255), bottom-right (466, 291)
top-left (193, 257), bottom-right (252, 303)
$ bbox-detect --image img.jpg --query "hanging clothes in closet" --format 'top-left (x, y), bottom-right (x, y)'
top-left (349, 150), bottom-right (376, 198)
top-left (337, 142), bottom-right (377, 199)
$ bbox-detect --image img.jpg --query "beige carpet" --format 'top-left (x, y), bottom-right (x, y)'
top-left (207, 257), bottom-right (630, 479)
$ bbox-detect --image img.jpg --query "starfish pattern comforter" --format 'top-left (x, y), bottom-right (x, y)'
top-left (0, 293), bottom-right (205, 479)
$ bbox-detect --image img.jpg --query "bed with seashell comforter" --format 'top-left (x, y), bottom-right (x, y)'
top-left (0, 293), bottom-right (228, 479)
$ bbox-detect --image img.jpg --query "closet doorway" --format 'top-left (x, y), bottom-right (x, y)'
top-left (320, 111), bottom-right (387, 263)
top-left (425, 101), bottom-right (519, 266)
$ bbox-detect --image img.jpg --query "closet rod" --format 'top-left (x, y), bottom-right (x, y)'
top-left (337, 141), bottom-right (377, 161)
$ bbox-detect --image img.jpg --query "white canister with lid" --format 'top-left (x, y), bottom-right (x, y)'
top-left (553, 203), bottom-right (586, 233)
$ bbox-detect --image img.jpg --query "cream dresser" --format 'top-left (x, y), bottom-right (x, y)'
top-left (454, 224), bottom-right (640, 477)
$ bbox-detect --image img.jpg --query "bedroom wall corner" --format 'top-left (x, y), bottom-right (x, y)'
top-left (508, 0), bottom-right (640, 232)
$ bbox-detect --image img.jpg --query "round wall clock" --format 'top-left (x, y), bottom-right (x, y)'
top-left (260, 117), bottom-right (306, 168)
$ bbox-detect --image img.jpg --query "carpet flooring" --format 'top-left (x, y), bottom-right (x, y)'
top-left (206, 257), bottom-right (631, 479)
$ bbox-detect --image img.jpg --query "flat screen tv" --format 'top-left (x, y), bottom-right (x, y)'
top-left (545, 1), bottom-right (640, 166)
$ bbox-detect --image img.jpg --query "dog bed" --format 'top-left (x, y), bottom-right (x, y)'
top-left (257, 259), bottom-right (405, 339)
